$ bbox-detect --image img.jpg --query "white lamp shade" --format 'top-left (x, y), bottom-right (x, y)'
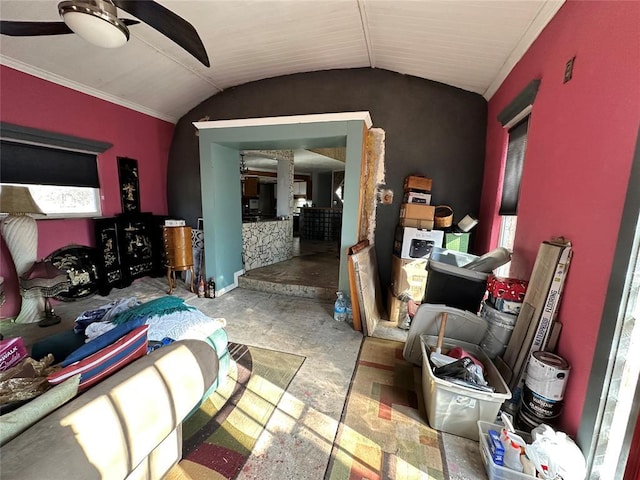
top-left (62, 11), bottom-right (128, 48)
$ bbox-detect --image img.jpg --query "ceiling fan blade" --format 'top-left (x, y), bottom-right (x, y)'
top-left (0, 18), bottom-right (140, 37)
top-left (0, 21), bottom-right (73, 36)
top-left (113, 0), bottom-right (210, 67)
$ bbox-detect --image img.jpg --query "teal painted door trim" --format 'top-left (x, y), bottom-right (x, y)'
top-left (197, 116), bottom-right (369, 297)
top-left (198, 142), bottom-right (243, 291)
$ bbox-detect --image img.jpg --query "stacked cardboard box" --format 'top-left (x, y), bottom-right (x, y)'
top-left (400, 175), bottom-right (435, 228)
top-left (389, 176), bottom-right (443, 319)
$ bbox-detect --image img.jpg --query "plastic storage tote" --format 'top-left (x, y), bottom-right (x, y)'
top-left (478, 421), bottom-right (535, 480)
top-left (420, 335), bottom-right (511, 440)
top-left (424, 247), bottom-right (489, 313)
top-left (403, 304), bottom-right (488, 366)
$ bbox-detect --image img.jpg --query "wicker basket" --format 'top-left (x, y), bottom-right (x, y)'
top-left (434, 205), bottom-right (453, 228)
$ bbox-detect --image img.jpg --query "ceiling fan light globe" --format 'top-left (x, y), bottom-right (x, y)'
top-left (59, 0), bottom-right (129, 48)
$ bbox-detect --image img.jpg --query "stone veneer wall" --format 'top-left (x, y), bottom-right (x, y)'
top-left (242, 219), bottom-right (293, 271)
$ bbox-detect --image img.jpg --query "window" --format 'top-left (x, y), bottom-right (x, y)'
top-left (496, 115), bottom-right (530, 276)
top-left (0, 140), bottom-right (102, 218)
top-left (0, 122), bottom-right (112, 218)
top-left (494, 79), bottom-right (539, 276)
top-left (0, 183), bottom-right (101, 218)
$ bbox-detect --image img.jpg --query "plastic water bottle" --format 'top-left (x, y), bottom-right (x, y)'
top-left (334, 292), bottom-right (347, 322)
top-left (345, 296), bottom-right (353, 325)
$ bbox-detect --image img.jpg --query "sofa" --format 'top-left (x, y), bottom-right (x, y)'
top-left (1, 338), bottom-right (219, 480)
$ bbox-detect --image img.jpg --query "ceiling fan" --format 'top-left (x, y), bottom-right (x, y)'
top-left (0, 0), bottom-right (210, 67)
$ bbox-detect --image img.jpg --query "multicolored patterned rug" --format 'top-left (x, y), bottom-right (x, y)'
top-left (325, 337), bottom-right (447, 480)
top-left (170, 343), bottom-right (305, 480)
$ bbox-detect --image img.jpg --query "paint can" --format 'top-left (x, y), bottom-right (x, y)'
top-left (516, 405), bottom-right (545, 432)
top-left (522, 351), bottom-right (570, 420)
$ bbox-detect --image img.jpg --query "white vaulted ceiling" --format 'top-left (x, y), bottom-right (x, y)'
top-left (0, 0), bottom-right (564, 123)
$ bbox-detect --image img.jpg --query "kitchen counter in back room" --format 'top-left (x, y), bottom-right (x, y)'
top-left (242, 217), bottom-right (293, 271)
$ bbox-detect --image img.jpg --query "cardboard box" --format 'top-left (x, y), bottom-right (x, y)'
top-left (403, 191), bottom-right (432, 205)
top-left (404, 175), bottom-right (432, 192)
top-left (387, 287), bottom-right (407, 323)
top-left (0, 337), bottom-right (28, 372)
top-left (390, 255), bottom-right (428, 301)
top-left (400, 218), bottom-right (435, 229)
top-left (393, 226), bottom-right (444, 260)
top-left (400, 203), bottom-right (435, 221)
top-left (444, 232), bottom-right (470, 253)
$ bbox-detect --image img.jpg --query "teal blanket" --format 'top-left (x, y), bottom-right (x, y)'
top-left (110, 296), bottom-right (196, 325)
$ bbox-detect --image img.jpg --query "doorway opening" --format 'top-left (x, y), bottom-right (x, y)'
top-left (238, 147), bottom-right (347, 299)
top-left (194, 112), bottom-right (372, 298)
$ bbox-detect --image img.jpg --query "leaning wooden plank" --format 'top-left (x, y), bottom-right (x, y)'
top-left (546, 322), bottom-right (563, 352)
top-left (503, 241), bottom-right (564, 368)
top-left (350, 252), bottom-right (368, 336)
top-left (503, 302), bottom-right (536, 369)
top-left (351, 244), bottom-right (387, 336)
top-left (348, 240), bottom-right (370, 333)
top-left (508, 240), bottom-right (572, 394)
top-left (348, 256), bottom-right (363, 332)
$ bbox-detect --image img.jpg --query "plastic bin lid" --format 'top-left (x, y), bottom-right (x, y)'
top-left (402, 304), bottom-right (488, 365)
top-left (428, 254), bottom-right (488, 282)
top-left (429, 247), bottom-right (478, 267)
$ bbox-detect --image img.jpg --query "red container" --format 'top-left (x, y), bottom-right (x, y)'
top-left (487, 275), bottom-right (528, 302)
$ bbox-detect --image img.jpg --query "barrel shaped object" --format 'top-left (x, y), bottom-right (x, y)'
top-left (163, 226), bottom-right (194, 268)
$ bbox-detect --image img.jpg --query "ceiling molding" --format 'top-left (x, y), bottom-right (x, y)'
top-left (357, 0), bottom-right (375, 67)
top-left (195, 111), bottom-right (373, 130)
top-left (0, 55), bottom-right (178, 124)
top-left (483, 0), bottom-right (565, 100)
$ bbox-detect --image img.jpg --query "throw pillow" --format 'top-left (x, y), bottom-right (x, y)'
top-left (61, 316), bottom-right (147, 367)
top-left (48, 325), bottom-right (148, 390)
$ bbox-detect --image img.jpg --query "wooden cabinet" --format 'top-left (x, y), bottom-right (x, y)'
top-left (293, 181), bottom-right (307, 196)
top-left (163, 226), bottom-right (194, 293)
top-left (163, 227), bottom-right (193, 268)
top-left (243, 177), bottom-right (259, 197)
top-left (94, 214), bottom-right (164, 295)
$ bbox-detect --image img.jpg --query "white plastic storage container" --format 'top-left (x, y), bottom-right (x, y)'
top-left (478, 421), bottom-right (535, 480)
top-left (403, 304), bottom-right (488, 366)
top-left (420, 335), bottom-right (511, 440)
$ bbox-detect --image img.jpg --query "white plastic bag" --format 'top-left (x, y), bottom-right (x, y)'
top-left (526, 424), bottom-right (586, 480)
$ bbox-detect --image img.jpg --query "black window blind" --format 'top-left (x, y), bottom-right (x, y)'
top-left (0, 140), bottom-right (99, 188)
top-left (499, 117), bottom-right (529, 216)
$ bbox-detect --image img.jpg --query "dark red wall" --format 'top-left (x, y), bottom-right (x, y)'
top-left (0, 66), bottom-right (174, 319)
top-left (478, 0), bottom-right (640, 435)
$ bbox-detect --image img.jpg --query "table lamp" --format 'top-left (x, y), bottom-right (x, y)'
top-left (0, 185), bottom-right (45, 323)
top-left (20, 260), bottom-right (70, 327)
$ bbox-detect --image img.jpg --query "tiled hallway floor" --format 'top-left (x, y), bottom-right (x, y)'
top-left (239, 239), bottom-right (339, 299)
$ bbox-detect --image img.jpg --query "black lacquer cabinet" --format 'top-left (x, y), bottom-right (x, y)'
top-left (94, 214), bottom-right (165, 295)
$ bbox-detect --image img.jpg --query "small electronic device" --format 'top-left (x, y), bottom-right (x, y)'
top-left (409, 239), bottom-right (434, 258)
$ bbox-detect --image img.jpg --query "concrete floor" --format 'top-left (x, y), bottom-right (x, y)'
top-left (1, 239), bottom-right (486, 479)
top-left (239, 239), bottom-right (339, 300)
